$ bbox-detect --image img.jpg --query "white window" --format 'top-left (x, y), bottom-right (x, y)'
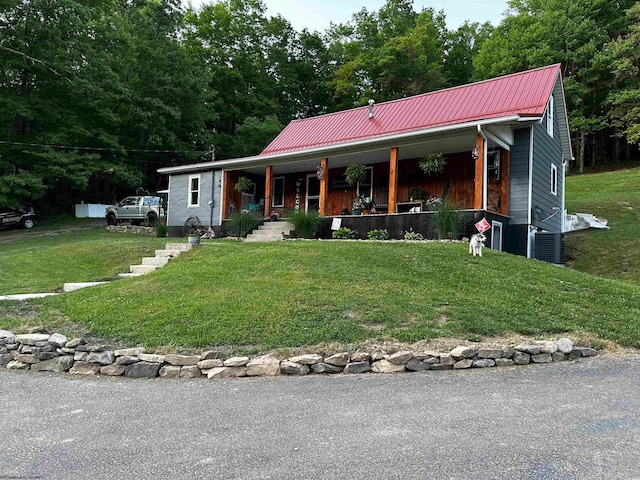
top-left (356, 166), bottom-right (373, 201)
top-left (272, 176), bottom-right (285, 207)
top-left (551, 163), bottom-right (558, 196)
top-left (188, 174), bottom-right (200, 207)
top-left (547, 95), bottom-right (554, 137)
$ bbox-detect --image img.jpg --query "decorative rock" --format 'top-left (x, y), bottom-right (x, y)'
top-left (472, 359), bottom-right (496, 368)
top-left (372, 359), bottom-right (405, 373)
top-left (69, 362), bottom-right (101, 375)
top-left (61, 347), bottom-right (76, 354)
top-left (198, 359), bottom-right (224, 370)
top-left (5, 344), bottom-right (18, 351)
top-left (477, 348), bottom-right (503, 359)
top-left (536, 341), bottom-right (558, 354)
top-left (515, 344), bottom-right (541, 355)
top-left (87, 345), bottom-right (111, 352)
top-left (200, 350), bottom-right (224, 360)
top-left (430, 364), bottom-right (453, 370)
top-left (532, 353), bottom-right (552, 363)
top-left (65, 338), bottom-right (86, 348)
top-left (15, 334), bottom-right (50, 345)
top-left (164, 354), bottom-right (200, 366)
top-left (324, 352), bottom-right (350, 367)
top-left (100, 364), bottom-right (125, 376)
top-left (159, 365), bottom-right (182, 378)
top-left (388, 351), bottom-right (412, 365)
top-left (114, 347), bottom-right (146, 357)
top-left (512, 351), bottom-right (531, 365)
top-left (7, 361), bottom-right (30, 370)
top-left (0, 353), bottom-right (11, 366)
top-left (207, 366), bottom-right (246, 379)
top-left (288, 354), bottom-right (322, 365)
top-left (422, 356), bottom-right (440, 365)
top-left (223, 356), bottom-right (250, 367)
top-left (453, 359), bottom-right (473, 369)
top-left (0, 347), bottom-right (6, 354)
top-left (137, 353), bottom-right (165, 363)
top-left (280, 361), bottom-right (309, 375)
top-left (371, 352), bottom-right (386, 362)
top-left (246, 356), bottom-right (281, 376)
top-left (86, 351), bottom-right (115, 365)
top-left (311, 363), bottom-right (343, 374)
top-left (48, 333), bottom-right (68, 348)
top-left (495, 358), bottom-right (515, 367)
top-left (180, 365), bottom-right (203, 378)
top-left (74, 352), bottom-right (88, 362)
top-left (15, 354), bottom-right (39, 364)
top-left (450, 346), bottom-right (477, 359)
top-left (0, 330), bottom-right (16, 344)
top-left (75, 345), bottom-right (89, 352)
top-left (124, 362), bottom-right (161, 378)
top-left (414, 351), bottom-right (439, 361)
top-left (574, 347), bottom-right (597, 357)
top-left (37, 352), bottom-right (58, 361)
top-left (552, 352), bottom-right (566, 362)
top-left (34, 341), bottom-right (49, 347)
top-left (405, 359), bottom-right (430, 371)
top-left (502, 347), bottom-right (515, 359)
top-left (343, 361), bottom-right (371, 374)
top-left (351, 352), bottom-right (371, 363)
top-left (115, 355), bottom-right (139, 365)
top-left (439, 354), bottom-right (455, 366)
top-left (555, 338), bottom-right (574, 354)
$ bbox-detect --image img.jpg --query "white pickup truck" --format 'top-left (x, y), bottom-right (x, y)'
top-left (105, 196), bottom-right (165, 226)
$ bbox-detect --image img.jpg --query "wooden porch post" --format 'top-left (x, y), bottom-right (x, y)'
top-left (265, 165), bottom-right (273, 218)
top-left (474, 134), bottom-right (484, 210)
top-left (319, 158), bottom-right (329, 216)
top-left (500, 150), bottom-right (510, 215)
top-left (389, 147), bottom-right (399, 214)
top-left (222, 170), bottom-right (231, 219)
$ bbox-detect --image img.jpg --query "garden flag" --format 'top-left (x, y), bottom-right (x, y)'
top-left (475, 218), bottom-right (491, 233)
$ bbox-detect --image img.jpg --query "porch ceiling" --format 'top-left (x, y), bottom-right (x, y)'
top-left (241, 126), bottom-right (499, 176)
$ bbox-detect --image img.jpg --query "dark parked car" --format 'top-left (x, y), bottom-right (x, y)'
top-left (0, 206), bottom-right (37, 230)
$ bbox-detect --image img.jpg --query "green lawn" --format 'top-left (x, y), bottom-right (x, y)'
top-left (565, 168), bottom-right (640, 283)
top-left (2, 239), bottom-right (640, 351)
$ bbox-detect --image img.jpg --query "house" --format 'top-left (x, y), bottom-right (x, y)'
top-left (158, 63), bottom-right (572, 262)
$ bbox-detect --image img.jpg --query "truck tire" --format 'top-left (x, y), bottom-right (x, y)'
top-left (147, 212), bottom-right (157, 225)
top-left (107, 213), bottom-right (117, 226)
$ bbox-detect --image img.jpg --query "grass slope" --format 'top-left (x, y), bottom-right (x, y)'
top-left (4, 240), bottom-right (640, 351)
top-left (565, 168), bottom-right (640, 283)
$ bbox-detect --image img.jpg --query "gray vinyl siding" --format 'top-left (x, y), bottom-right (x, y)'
top-left (167, 170), bottom-right (222, 227)
top-left (508, 128), bottom-right (531, 225)
top-left (531, 100), bottom-right (563, 233)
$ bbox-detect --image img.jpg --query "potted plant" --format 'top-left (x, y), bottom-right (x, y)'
top-left (408, 187), bottom-right (427, 201)
top-left (344, 164), bottom-right (367, 186)
top-left (419, 152), bottom-right (446, 176)
top-left (351, 194), bottom-right (366, 215)
top-left (187, 226), bottom-right (202, 245)
top-left (234, 176), bottom-right (254, 193)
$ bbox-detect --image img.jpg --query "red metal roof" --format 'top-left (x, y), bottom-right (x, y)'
top-left (262, 64), bottom-right (561, 156)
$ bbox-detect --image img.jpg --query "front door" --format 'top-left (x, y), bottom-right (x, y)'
top-left (306, 174), bottom-right (320, 212)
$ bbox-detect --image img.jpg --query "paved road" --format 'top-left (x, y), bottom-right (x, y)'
top-left (1, 356), bottom-right (640, 479)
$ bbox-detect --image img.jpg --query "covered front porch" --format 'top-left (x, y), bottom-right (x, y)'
top-left (220, 124), bottom-right (512, 222)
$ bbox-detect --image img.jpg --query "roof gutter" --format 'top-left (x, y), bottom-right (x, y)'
top-left (158, 115), bottom-right (528, 175)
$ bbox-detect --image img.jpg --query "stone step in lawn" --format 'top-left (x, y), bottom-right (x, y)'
top-left (130, 265), bottom-right (158, 275)
top-left (141, 257), bottom-right (171, 267)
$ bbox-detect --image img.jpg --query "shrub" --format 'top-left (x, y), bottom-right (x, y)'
top-left (155, 219), bottom-right (168, 238)
top-left (332, 227), bottom-right (355, 239)
top-left (288, 209), bottom-right (322, 238)
top-left (432, 201), bottom-right (466, 240)
top-left (367, 229), bottom-right (389, 240)
top-left (229, 211), bottom-right (262, 238)
top-left (403, 228), bottom-right (424, 240)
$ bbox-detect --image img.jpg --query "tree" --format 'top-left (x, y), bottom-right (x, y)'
top-left (443, 21), bottom-right (493, 86)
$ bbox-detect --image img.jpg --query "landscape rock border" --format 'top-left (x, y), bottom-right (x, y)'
top-left (0, 330), bottom-right (599, 380)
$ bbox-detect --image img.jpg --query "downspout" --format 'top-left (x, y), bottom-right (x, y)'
top-left (477, 125), bottom-right (488, 211)
top-left (527, 125), bottom-right (535, 259)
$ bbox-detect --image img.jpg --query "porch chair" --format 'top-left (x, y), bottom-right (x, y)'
top-left (374, 190), bottom-right (388, 213)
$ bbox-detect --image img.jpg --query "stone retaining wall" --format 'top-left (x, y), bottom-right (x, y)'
top-left (106, 225), bottom-right (156, 235)
top-left (0, 330), bottom-right (598, 380)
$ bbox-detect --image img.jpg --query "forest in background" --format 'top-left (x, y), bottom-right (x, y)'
top-left (1, 0), bottom-right (639, 214)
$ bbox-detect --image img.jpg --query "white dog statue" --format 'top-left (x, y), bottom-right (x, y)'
top-left (469, 233), bottom-right (487, 257)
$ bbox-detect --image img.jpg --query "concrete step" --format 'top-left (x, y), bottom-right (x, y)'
top-left (63, 282), bottom-right (109, 292)
top-left (165, 243), bottom-right (192, 251)
top-left (130, 265), bottom-right (158, 275)
top-left (259, 222), bottom-right (294, 232)
top-left (245, 232), bottom-right (285, 242)
top-left (142, 257), bottom-right (171, 267)
top-left (118, 273), bottom-right (142, 279)
top-left (155, 249), bottom-right (183, 258)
